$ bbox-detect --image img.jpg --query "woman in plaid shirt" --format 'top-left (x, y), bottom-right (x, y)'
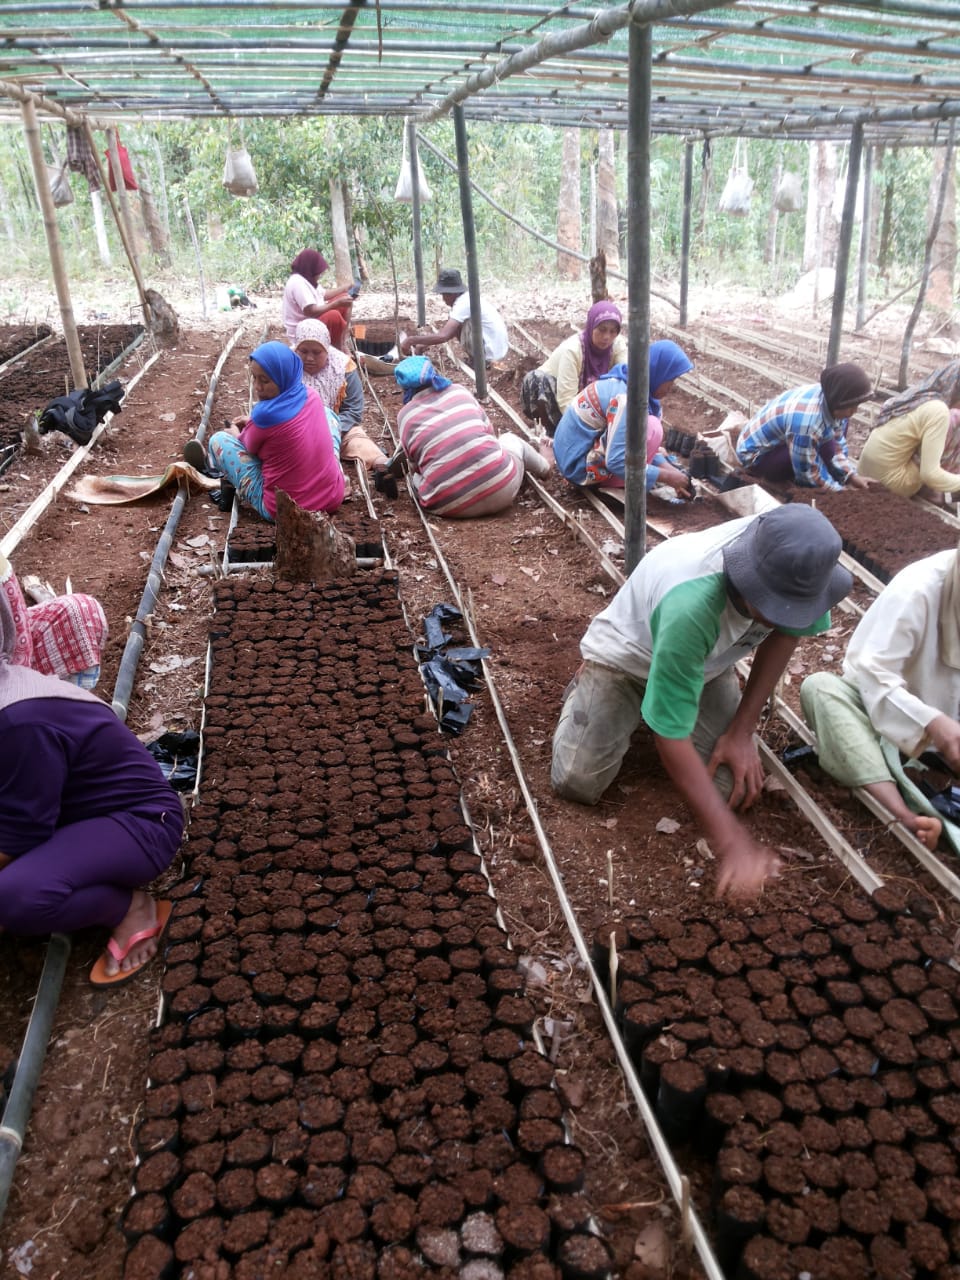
top-left (735, 362), bottom-right (876, 491)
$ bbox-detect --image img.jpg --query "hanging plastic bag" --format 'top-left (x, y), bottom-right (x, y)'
top-left (103, 138), bottom-right (138, 192)
top-left (718, 139), bottom-right (753, 217)
top-left (222, 147), bottom-right (258, 197)
top-left (47, 159), bottom-right (74, 208)
top-left (774, 171), bottom-right (803, 213)
top-left (394, 124), bottom-right (431, 204)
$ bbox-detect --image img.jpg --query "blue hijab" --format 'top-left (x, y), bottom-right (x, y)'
top-left (394, 356), bottom-right (453, 405)
top-left (648, 340), bottom-right (693, 417)
top-left (249, 342), bottom-right (309, 428)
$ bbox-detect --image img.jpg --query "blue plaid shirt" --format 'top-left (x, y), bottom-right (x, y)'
top-left (735, 383), bottom-right (856, 490)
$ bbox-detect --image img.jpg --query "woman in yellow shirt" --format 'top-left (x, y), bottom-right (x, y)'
top-left (858, 360), bottom-right (960, 498)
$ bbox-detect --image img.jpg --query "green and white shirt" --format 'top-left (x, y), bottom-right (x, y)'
top-left (580, 517), bottom-right (831, 739)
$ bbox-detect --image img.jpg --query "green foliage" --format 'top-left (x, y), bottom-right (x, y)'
top-left (0, 114), bottom-right (952, 310)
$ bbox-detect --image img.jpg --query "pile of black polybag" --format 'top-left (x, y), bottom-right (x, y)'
top-left (37, 379), bottom-right (124, 446)
top-left (417, 603), bottom-right (490, 734)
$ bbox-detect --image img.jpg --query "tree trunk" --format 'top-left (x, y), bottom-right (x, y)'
top-left (90, 188), bottom-right (111, 266)
top-left (803, 141), bottom-right (838, 271)
top-left (590, 250), bottom-right (608, 303)
top-left (0, 170), bottom-right (16, 243)
top-left (329, 176), bottom-right (352, 287)
top-left (342, 180), bottom-right (363, 281)
top-left (927, 147), bottom-right (957, 315)
top-left (694, 139), bottom-right (712, 246)
top-left (275, 490), bottom-right (357, 583)
top-left (765, 153), bottom-right (782, 266)
top-left (557, 128), bottom-right (582, 281)
top-left (878, 177), bottom-right (895, 276)
top-left (597, 128), bottom-right (620, 274)
top-left (132, 150), bottom-right (170, 265)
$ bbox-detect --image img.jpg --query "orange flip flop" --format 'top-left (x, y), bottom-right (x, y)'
top-left (89, 898), bottom-right (173, 988)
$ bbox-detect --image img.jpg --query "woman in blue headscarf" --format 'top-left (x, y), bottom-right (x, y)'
top-left (551, 340), bottom-right (694, 492)
top-left (204, 341), bottom-right (345, 520)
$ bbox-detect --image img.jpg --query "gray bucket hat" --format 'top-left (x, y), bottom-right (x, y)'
top-left (722, 505), bottom-right (852, 629)
top-left (435, 267), bottom-right (467, 296)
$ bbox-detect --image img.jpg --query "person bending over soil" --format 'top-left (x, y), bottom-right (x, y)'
top-left (0, 590), bottom-right (183, 986)
top-left (521, 300), bottom-right (628, 434)
top-left (552, 506), bottom-right (852, 899)
top-left (394, 356), bottom-right (549, 518)
top-left (1, 553), bottom-right (107, 689)
top-left (800, 544), bottom-right (960, 850)
top-left (399, 268), bottom-right (509, 368)
top-left (551, 340), bottom-right (694, 494)
top-left (858, 360), bottom-right (960, 499)
top-left (205, 342), bottom-right (344, 522)
top-left (736, 362), bottom-right (877, 491)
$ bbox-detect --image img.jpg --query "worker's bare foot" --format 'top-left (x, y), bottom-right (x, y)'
top-left (538, 436), bottom-right (555, 466)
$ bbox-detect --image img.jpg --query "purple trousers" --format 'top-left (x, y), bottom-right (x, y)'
top-left (745, 440), bottom-right (843, 485)
top-left (0, 810), bottom-right (183, 935)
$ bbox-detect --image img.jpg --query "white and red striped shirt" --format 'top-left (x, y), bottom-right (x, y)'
top-left (397, 384), bottom-right (518, 517)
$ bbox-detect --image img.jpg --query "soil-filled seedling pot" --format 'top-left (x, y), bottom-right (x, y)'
top-left (714, 1185), bottom-right (764, 1275)
top-left (655, 1059), bottom-right (706, 1145)
top-left (557, 1232), bottom-right (613, 1280)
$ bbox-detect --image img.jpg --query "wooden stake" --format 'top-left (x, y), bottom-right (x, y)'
top-left (83, 121), bottom-right (150, 326)
top-left (608, 930), bottom-right (619, 1010)
top-left (19, 97), bottom-right (87, 390)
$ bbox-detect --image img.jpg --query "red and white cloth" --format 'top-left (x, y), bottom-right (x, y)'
top-left (0, 554), bottom-right (107, 682)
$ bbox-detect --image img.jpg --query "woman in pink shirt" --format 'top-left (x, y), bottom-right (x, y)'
top-left (206, 341), bottom-right (344, 521)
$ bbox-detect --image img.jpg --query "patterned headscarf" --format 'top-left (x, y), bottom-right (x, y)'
top-left (579, 301), bottom-right (622, 390)
top-left (877, 361), bottom-right (960, 427)
top-left (294, 319), bottom-right (348, 410)
top-left (394, 356), bottom-right (453, 405)
top-left (0, 554), bottom-right (100, 712)
top-left (648, 341), bottom-right (694, 417)
top-left (290, 249), bottom-right (329, 287)
top-left (249, 342), bottom-right (308, 428)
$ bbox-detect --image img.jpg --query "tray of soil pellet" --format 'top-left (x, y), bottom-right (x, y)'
top-left (773, 485), bottom-right (958, 582)
top-left (0, 323), bottom-right (143, 446)
top-left (613, 892), bottom-right (960, 1276)
top-left (0, 322), bottom-right (52, 366)
top-left (122, 573), bottom-right (612, 1277)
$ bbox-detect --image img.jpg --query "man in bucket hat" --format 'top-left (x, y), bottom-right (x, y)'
top-left (552, 505), bottom-right (852, 898)
top-left (399, 267), bottom-right (509, 367)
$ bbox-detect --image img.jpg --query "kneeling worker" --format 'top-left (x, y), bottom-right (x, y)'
top-left (552, 506), bottom-right (852, 898)
top-left (800, 545), bottom-right (960, 850)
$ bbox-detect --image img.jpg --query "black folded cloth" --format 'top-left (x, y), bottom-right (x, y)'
top-left (38, 379), bottom-right (124, 446)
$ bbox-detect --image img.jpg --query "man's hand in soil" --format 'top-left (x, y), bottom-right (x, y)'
top-left (708, 728), bottom-right (765, 811)
top-left (716, 838), bottom-right (780, 900)
top-left (925, 712), bottom-right (960, 774)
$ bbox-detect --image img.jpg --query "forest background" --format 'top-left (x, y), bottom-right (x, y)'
top-left (0, 114), bottom-right (954, 327)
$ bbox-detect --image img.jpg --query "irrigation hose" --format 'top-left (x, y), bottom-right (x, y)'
top-left (0, 933), bottom-right (71, 1227)
top-left (112, 324), bottom-right (245, 721)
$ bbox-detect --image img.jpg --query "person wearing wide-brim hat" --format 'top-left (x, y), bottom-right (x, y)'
top-left (735, 362), bottom-right (879, 490)
top-left (552, 505), bottom-right (852, 899)
top-left (398, 267), bottom-right (509, 367)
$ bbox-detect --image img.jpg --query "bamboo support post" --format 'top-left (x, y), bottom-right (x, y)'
top-left (624, 18), bottom-right (651, 577)
top-left (84, 122), bottom-right (150, 326)
top-left (19, 96), bottom-right (87, 391)
top-left (108, 129), bottom-right (139, 270)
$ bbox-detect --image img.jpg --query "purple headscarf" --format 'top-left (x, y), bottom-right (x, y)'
top-left (290, 249), bottom-right (329, 287)
top-left (579, 301), bottom-right (622, 390)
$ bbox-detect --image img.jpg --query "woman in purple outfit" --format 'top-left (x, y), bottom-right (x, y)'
top-left (0, 588), bottom-right (183, 987)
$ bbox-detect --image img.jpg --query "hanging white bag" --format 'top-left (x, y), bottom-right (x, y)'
top-left (394, 124), bottom-right (431, 203)
top-left (718, 139), bottom-right (753, 217)
top-left (222, 146), bottom-right (258, 198)
top-left (47, 159), bottom-right (74, 208)
top-left (774, 171), bottom-right (804, 213)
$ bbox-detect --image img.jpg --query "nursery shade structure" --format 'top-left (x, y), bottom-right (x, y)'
top-left (1, 1), bottom-right (960, 144)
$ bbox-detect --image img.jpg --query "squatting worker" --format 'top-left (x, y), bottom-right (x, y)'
top-left (552, 506), bottom-right (853, 898)
top-left (800, 543), bottom-right (960, 851)
top-left (399, 268), bottom-right (509, 368)
top-left (736, 362), bottom-right (876, 490)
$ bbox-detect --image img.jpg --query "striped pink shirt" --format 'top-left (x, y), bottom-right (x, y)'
top-left (397, 385), bottom-right (518, 516)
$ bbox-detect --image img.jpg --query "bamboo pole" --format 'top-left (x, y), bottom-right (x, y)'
top-left (19, 97), bottom-right (87, 391)
top-left (108, 128), bottom-right (139, 269)
top-left (679, 140), bottom-right (693, 328)
top-left (407, 120), bottom-right (426, 328)
top-left (453, 105), bottom-right (486, 400)
top-left (83, 121), bottom-right (151, 326)
top-left (855, 144), bottom-right (874, 331)
top-left (623, 19), bottom-right (651, 578)
top-left (827, 121), bottom-right (864, 366)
